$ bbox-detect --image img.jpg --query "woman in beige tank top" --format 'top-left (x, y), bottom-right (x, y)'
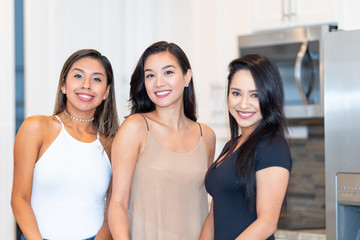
top-left (109, 41), bottom-right (216, 240)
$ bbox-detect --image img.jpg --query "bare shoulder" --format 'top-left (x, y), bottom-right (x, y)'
top-left (104, 114), bottom-right (148, 158)
top-left (17, 115), bottom-right (59, 137)
top-left (198, 122), bottom-right (216, 155)
top-left (113, 113), bottom-right (148, 143)
top-left (197, 122), bottom-right (216, 165)
top-left (198, 122), bottom-right (216, 142)
top-left (15, 115), bottom-right (61, 156)
top-left (111, 114), bottom-right (149, 163)
top-left (119, 114), bottom-right (148, 132)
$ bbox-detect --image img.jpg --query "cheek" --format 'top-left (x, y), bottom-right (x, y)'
top-left (144, 84), bottom-right (152, 98)
top-left (227, 96), bottom-right (237, 109)
top-left (229, 110), bottom-right (238, 120)
top-left (143, 82), bottom-right (155, 101)
top-left (227, 100), bottom-right (238, 117)
top-left (144, 80), bottom-right (151, 92)
top-left (253, 99), bottom-right (260, 109)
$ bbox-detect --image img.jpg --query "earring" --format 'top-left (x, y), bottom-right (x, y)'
top-left (103, 96), bottom-right (106, 100)
top-left (63, 90), bottom-right (66, 94)
top-left (185, 84), bottom-right (189, 88)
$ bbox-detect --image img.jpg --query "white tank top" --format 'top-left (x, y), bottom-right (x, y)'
top-left (31, 115), bottom-right (112, 240)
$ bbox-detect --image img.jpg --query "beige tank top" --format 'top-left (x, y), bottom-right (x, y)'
top-left (129, 116), bottom-right (209, 240)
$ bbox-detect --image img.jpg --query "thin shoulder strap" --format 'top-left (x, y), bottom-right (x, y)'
top-left (140, 114), bottom-right (149, 131)
top-left (54, 115), bottom-right (64, 129)
top-left (197, 122), bottom-right (203, 137)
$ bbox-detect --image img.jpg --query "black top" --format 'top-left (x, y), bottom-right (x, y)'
top-left (205, 133), bottom-right (292, 240)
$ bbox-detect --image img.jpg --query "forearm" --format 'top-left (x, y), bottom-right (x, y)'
top-left (198, 213), bottom-right (214, 240)
top-left (11, 197), bottom-right (43, 240)
top-left (108, 203), bottom-right (130, 240)
top-left (94, 223), bottom-right (112, 240)
top-left (235, 218), bottom-right (277, 240)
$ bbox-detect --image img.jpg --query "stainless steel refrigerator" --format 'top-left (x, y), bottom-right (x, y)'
top-left (324, 29), bottom-right (360, 240)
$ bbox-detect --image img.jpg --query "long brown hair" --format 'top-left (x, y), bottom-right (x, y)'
top-left (53, 49), bottom-right (119, 145)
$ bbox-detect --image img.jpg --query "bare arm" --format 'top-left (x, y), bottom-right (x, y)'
top-left (198, 123), bottom-right (216, 240)
top-left (198, 200), bottom-right (214, 240)
top-left (235, 166), bottom-right (290, 240)
top-left (108, 115), bottom-right (146, 240)
top-left (11, 116), bottom-right (46, 240)
top-left (201, 124), bottom-right (216, 168)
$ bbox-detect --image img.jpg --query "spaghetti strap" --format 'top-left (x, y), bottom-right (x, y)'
top-left (140, 114), bottom-right (149, 131)
top-left (54, 115), bottom-right (64, 129)
top-left (197, 122), bottom-right (203, 137)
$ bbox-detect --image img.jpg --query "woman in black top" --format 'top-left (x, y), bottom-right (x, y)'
top-left (199, 54), bottom-right (292, 240)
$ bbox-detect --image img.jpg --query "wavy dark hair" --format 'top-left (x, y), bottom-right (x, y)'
top-left (226, 54), bottom-right (288, 213)
top-left (53, 49), bottom-right (119, 146)
top-left (129, 41), bottom-right (197, 121)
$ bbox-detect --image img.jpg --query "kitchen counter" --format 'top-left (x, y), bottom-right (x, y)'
top-left (275, 229), bottom-right (326, 240)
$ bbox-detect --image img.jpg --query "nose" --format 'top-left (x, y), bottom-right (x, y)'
top-left (81, 76), bottom-right (91, 90)
top-left (155, 75), bottom-right (166, 88)
top-left (239, 95), bottom-right (250, 108)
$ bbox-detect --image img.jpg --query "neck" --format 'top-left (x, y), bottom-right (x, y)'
top-left (152, 106), bottom-right (188, 130)
top-left (63, 109), bottom-right (95, 122)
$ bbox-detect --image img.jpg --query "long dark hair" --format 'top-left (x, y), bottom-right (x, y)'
top-left (53, 49), bottom-right (119, 145)
top-left (129, 41), bottom-right (197, 121)
top-left (227, 54), bottom-right (288, 213)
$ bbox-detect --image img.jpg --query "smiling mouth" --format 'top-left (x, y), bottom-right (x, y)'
top-left (155, 90), bottom-right (171, 96)
top-left (77, 94), bottom-right (94, 101)
top-left (237, 111), bottom-right (255, 118)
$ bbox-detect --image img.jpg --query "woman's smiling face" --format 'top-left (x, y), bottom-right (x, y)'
top-left (228, 69), bottom-right (263, 135)
top-left (143, 51), bottom-right (191, 109)
top-left (61, 57), bottom-right (109, 113)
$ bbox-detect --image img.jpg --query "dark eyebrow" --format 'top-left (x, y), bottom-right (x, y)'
top-left (92, 72), bottom-right (105, 76)
top-left (72, 68), bottom-right (84, 73)
top-left (72, 68), bottom-right (104, 76)
top-left (144, 64), bottom-right (176, 72)
top-left (230, 87), bottom-right (240, 91)
top-left (230, 87), bottom-right (258, 92)
top-left (162, 65), bottom-right (176, 70)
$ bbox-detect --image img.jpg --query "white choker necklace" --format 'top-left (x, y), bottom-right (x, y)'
top-left (63, 109), bottom-right (94, 122)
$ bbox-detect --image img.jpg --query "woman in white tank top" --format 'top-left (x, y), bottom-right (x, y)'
top-left (108, 41), bottom-right (216, 240)
top-left (11, 49), bottom-right (119, 240)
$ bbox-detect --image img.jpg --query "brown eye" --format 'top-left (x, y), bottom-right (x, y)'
top-left (145, 73), bottom-right (154, 79)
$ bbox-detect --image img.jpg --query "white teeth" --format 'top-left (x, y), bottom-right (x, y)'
top-left (78, 94), bottom-right (93, 99)
top-left (238, 111), bottom-right (253, 117)
top-left (156, 90), bottom-right (171, 96)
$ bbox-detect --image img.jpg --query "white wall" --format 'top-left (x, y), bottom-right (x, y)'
top-left (0, 0), bottom-right (17, 239)
top-left (189, 0), bottom-right (251, 153)
top-left (24, 0), bottom-right (127, 117)
top-left (24, 0), bottom-right (251, 155)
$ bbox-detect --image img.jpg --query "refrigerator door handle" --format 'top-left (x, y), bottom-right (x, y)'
top-left (295, 41), bottom-right (308, 105)
top-left (305, 46), bottom-right (315, 102)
